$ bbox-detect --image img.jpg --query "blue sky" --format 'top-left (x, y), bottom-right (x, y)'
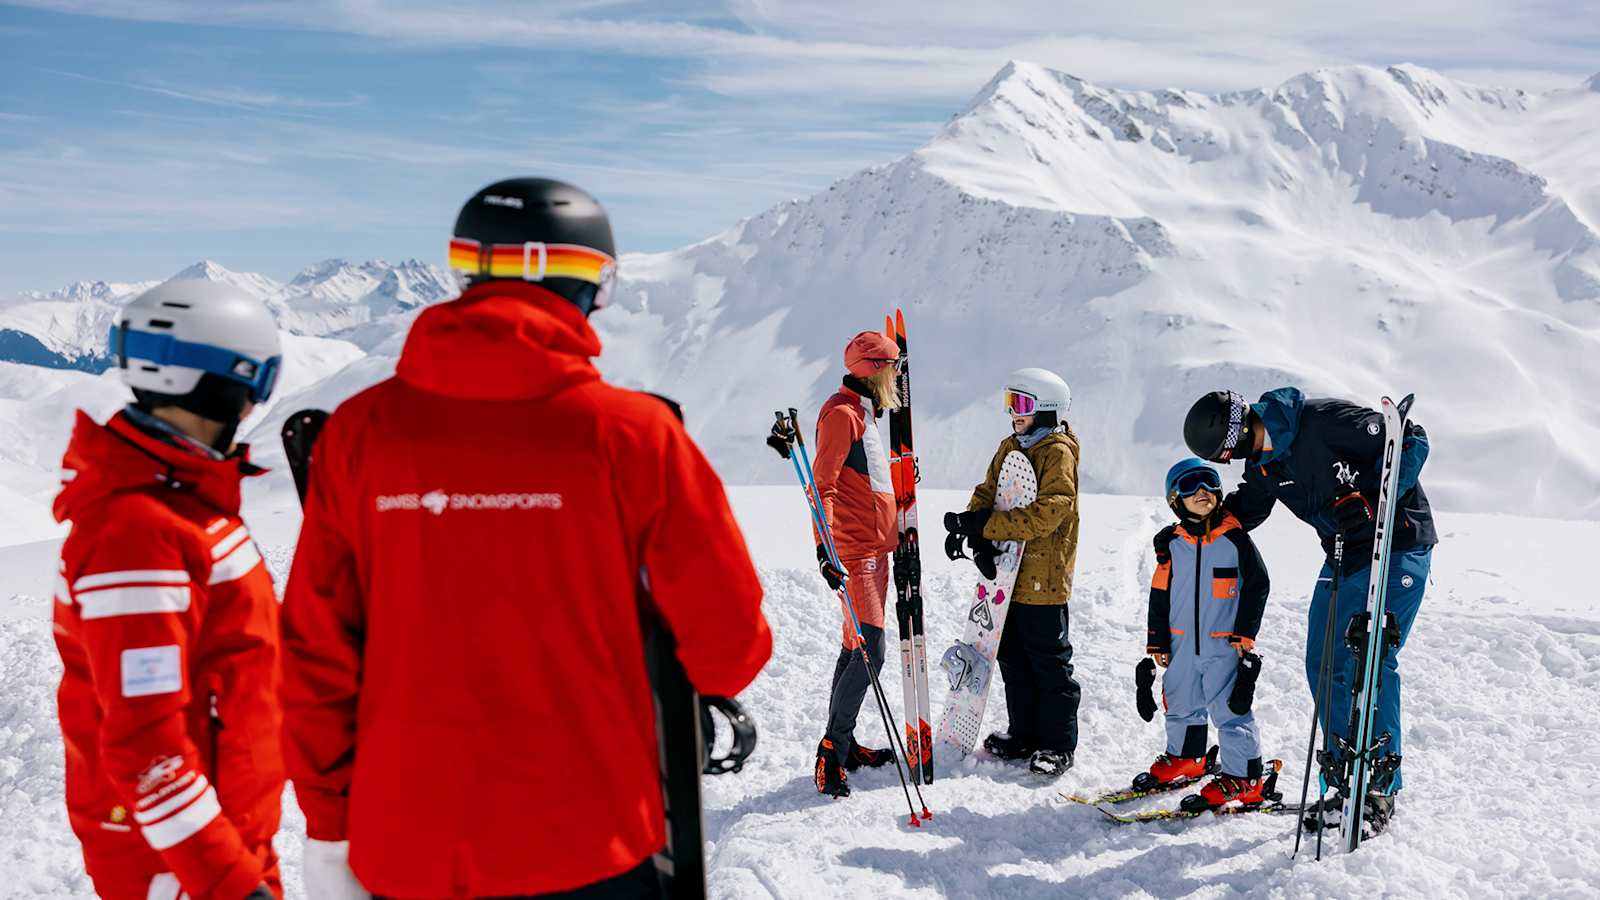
top-left (1, 1), bottom-right (1596, 295)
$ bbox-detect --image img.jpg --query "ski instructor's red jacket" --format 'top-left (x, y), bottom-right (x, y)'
top-left (52, 411), bottom-right (284, 900)
top-left (281, 282), bottom-right (772, 898)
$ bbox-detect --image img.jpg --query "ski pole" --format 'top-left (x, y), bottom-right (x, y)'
top-left (771, 410), bottom-right (930, 825)
top-left (1294, 535), bottom-right (1344, 860)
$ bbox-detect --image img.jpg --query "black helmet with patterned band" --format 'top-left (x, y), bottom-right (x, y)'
top-left (1183, 390), bottom-right (1256, 462)
top-left (449, 178), bottom-right (617, 316)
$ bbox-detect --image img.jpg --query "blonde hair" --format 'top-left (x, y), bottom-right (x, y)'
top-left (866, 366), bottom-right (901, 411)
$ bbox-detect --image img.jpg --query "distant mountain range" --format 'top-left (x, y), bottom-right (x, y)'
top-left (5, 61), bottom-right (1598, 519)
top-left (0, 257), bottom-right (457, 370)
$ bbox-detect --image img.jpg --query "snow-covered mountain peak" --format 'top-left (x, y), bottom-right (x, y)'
top-left (1586, 72), bottom-right (1600, 92)
top-left (168, 259), bottom-right (282, 299)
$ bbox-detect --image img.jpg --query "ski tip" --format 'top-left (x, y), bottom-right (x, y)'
top-left (921, 808), bottom-right (933, 820)
top-left (907, 815), bottom-right (922, 828)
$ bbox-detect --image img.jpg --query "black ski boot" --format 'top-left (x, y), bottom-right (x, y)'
top-left (844, 740), bottom-right (894, 771)
top-left (982, 732), bottom-right (1034, 761)
top-left (1028, 749), bottom-right (1073, 779)
top-left (1303, 790), bottom-right (1394, 836)
top-left (1363, 791), bottom-right (1395, 835)
top-left (815, 739), bottom-right (850, 798)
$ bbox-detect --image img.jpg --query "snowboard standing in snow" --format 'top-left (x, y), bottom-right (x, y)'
top-left (934, 450), bottom-right (1037, 764)
top-left (884, 309), bottom-right (934, 785)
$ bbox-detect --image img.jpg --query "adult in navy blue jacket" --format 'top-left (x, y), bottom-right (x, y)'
top-left (1182, 387), bottom-right (1435, 835)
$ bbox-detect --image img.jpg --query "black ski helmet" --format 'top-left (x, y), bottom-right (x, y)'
top-left (449, 178), bottom-right (617, 316)
top-left (1183, 390), bottom-right (1256, 462)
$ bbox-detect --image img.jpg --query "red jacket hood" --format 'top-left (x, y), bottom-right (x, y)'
top-left (395, 282), bottom-right (602, 401)
top-left (53, 410), bottom-right (261, 522)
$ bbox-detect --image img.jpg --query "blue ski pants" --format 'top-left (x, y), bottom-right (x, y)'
top-left (1163, 652), bottom-right (1260, 778)
top-left (1306, 545), bottom-right (1431, 793)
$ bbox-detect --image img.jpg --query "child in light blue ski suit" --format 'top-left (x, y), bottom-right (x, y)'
top-left (1137, 458), bottom-right (1272, 808)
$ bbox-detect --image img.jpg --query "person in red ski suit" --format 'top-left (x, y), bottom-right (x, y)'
top-left (51, 281), bottom-right (285, 900)
top-left (280, 178), bottom-right (772, 900)
top-left (809, 330), bottom-right (902, 798)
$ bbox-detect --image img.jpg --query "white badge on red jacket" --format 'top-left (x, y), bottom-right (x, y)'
top-left (122, 645), bottom-right (182, 698)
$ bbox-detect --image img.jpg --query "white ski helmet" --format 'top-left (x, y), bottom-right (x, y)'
top-left (111, 280), bottom-right (282, 423)
top-left (1004, 368), bottom-right (1072, 422)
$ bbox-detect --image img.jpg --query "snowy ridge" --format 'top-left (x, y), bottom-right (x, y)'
top-left (603, 62), bottom-right (1600, 519)
top-left (3, 62), bottom-right (1600, 520)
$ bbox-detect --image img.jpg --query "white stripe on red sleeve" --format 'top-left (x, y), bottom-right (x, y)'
top-left (79, 586), bottom-right (192, 620)
top-left (208, 540), bottom-right (262, 585)
top-left (138, 783), bottom-right (221, 850)
top-left (73, 569), bottom-right (190, 592)
top-left (209, 526), bottom-right (249, 561)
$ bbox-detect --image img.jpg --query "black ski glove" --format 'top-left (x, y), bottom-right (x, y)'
top-left (944, 531), bottom-right (967, 561)
top-left (1228, 651), bottom-right (1262, 715)
top-left (816, 544), bottom-right (845, 591)
top-left (245, 888), bottom-right (275, 900)
top-left (943, 530), bottom-right (999, 580)
top-left (1329, 488), bottom-right (1374, 534)
top-left (1135, 657), bottom-right (1158, 722)
top-left (971, 537), bottom-right (999, 581)
top-left (1152, 524), bottom-right (1177, 561)
top-left (944, 508), bottom-right (993, 539)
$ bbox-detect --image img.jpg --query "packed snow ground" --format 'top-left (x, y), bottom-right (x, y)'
top-left (3, 472), bottom-right (1597, 898)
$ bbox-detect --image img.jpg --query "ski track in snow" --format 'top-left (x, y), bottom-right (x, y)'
top-left (2, 491), bottom-right (1597, 898)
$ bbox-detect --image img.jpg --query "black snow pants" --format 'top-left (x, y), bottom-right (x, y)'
top-left (996, 602), bottom-right (1081, 754)
top-left (824, 622), bottom-right (886, 762)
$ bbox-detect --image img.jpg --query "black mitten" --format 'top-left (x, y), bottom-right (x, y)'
top-left (1228, 651), bottom-right (1262, 715)
top-left (1135, 657), bottom-right (1158, 722)
top-left (971, 535), bottom-right (999, 580)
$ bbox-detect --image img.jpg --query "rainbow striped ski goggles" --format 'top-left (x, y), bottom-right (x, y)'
top-left (448, 238), bottom-right (617, 309)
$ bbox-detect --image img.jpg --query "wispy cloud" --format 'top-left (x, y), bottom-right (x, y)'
top-left (10, 0), bottom-right (1597, 96)
top-left (31, 66), bottom-right (368, 114)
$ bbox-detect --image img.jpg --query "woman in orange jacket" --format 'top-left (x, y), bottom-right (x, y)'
top-left (809, 330), bottom-right (903, 797)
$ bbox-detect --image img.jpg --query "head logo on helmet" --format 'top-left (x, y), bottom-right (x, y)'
top-left (449, 178), bottom-right (618, 317)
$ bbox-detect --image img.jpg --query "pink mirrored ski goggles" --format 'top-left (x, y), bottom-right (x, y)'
top-left (1004, 389), bottom-right (1038, 416)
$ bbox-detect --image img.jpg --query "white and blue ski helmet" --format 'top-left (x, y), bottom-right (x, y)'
top-left (111, 280), bottom-right (282, 423)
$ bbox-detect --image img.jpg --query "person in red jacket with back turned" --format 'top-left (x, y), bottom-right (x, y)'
top-left (51, 280), bottom-right (286, 900)
top-left (280, 177), bottom-right (772, 900)
top-left (808, 331), bottom-right (902, 798)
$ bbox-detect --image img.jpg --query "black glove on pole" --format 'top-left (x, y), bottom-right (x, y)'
top-left (817, 544), bottom-right (845, 591)
top-left (1329, 489), bottom-right (1374, 533)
